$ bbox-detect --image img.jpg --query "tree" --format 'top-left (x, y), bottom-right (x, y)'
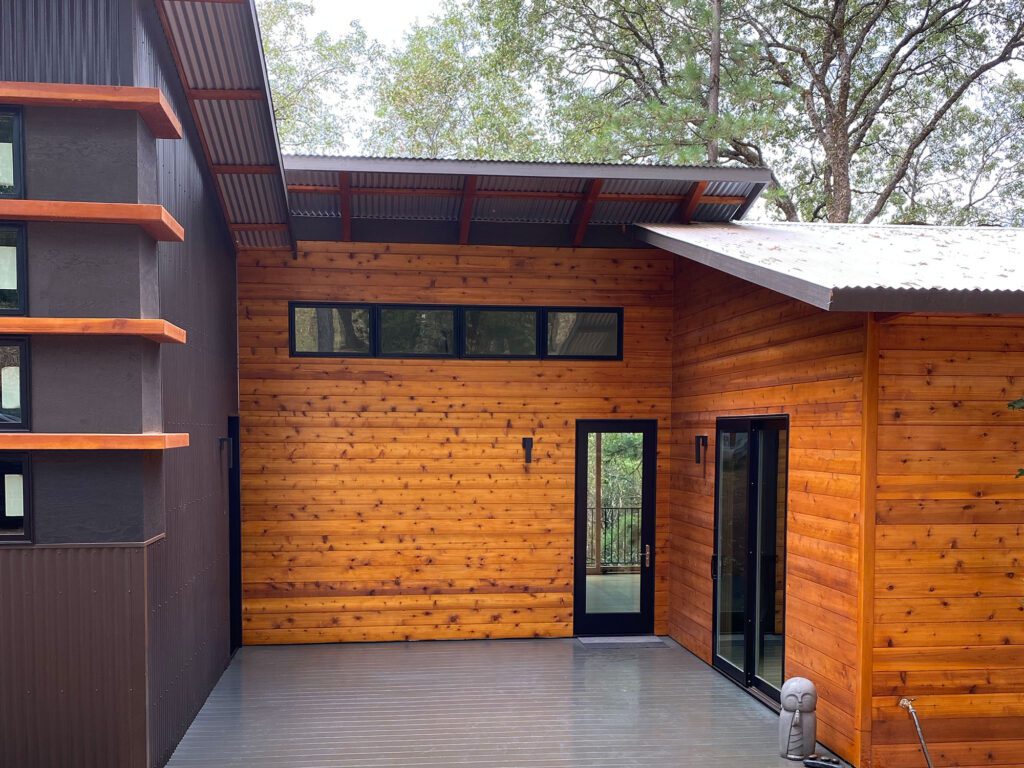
top-left (362, 5), bottom-right (550, 159)
top-left (256, 0), bottom-right (376, 153)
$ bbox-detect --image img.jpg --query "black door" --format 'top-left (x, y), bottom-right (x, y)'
top-left (573, 419), bottom-right (657, 635)
top-left (712, 416), bottom-right (789, 700)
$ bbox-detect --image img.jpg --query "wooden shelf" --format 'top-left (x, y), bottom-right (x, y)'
top-left (0, 433), bottom-right (190, 450)
top-left (0, 318), bottom-right (186, 344)
top-left (0, 199), bottom-right (184, 242)
top-left (0, 82), bottom-right (182, 139)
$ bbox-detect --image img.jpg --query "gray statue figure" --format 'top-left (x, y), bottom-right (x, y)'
top-left (779, 677), bottom-right (818, 759)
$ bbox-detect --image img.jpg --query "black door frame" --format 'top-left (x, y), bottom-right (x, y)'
top-left (711, 415), bottom-right (789, 701)
top-left (573, 419), bottom-right (657, 636)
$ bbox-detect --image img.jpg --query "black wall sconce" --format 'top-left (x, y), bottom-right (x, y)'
top-left (522, 437), bottom-right (534, 464)
top-left (695, 435), bottom-right (709, 464)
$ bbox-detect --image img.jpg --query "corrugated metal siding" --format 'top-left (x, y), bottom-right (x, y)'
top-left (0, 0), bottom-right (130, 84)
top-left (136, 2), bottom-right (238, 765)
top-left (0, 545), bottom-right (148, 768)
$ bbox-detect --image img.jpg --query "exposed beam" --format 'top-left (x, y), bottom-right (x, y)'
top-left (0, 199), bottom-right (184, 241)
top-left (338, 172), bottom-right (353, 241)
top-left (213, 164), bottom-right (278, 175)
top-left (678, 180), bottom-right (708, 224)
top-left (0, 433), bottom-right (191, 450)
top-left (0, 318), bottom-right (186, 344)
top-left (458, 175), bottom-right (478, 245)
top-left (0, 81), bottom-right (182, 139)
top-left (570, 179), bottom-right (604, 247)
top-left (188, 88), bottom-right (264, 100)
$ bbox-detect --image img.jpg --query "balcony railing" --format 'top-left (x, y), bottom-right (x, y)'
top-left (586, 506), bottom-right (641, 573)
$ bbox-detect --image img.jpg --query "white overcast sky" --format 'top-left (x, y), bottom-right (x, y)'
top-left (307, 0), bottom-right (448, 46)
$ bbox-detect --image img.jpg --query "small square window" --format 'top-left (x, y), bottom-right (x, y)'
top-left (545, 309), bottom-right (622, 359)
top-left (463, 308), bottom-right (539, 358)
top-left (0, 109), bottom-right (24, 199)
top-left (0, 225), bottom-right (27, 315)
top-left (0, 455), bottom-right (30, 542)
top-left (379, 306), bottom-right (456, 358)
top-left (0, 339), bottom-right (29, 430)
top-left (290, 303), bottom-right (372, 356)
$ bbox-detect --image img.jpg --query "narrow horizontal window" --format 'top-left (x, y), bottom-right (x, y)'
top-left (0, 455), bottom-right (30, 542)
top-left (0, 109), bottom-right (23, 199)
top-left (545, 309), bottom-right (622, 359)
top-left (0, 339), bottom-right (28, 430)
top-left (379, 306), bottom-right (456, 358)
top-left (463, 308), bottom-right (539, 358)
top-left (0, 225), bottom-right (27, 315)
top-left (290, 303), bottom-right (371, 356)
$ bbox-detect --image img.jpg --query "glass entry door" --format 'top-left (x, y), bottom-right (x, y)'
top-left (573, 420), bottom-right (656, 635)
top-left (712, 417), bottom-right (788, 699)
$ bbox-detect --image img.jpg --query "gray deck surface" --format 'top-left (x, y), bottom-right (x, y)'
top-left (167, 637), bottom-right (818, 767)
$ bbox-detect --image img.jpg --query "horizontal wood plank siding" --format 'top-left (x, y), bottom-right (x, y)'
top-left (669, 261), bottom-right (865, 763)
top-left (871, 315), bottom-right (1024, 768)
top-left (238, 241), bottom-right (674, 644)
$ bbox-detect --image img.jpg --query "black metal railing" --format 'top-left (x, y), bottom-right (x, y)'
top-left (586, 506), bottom-right (642, 571)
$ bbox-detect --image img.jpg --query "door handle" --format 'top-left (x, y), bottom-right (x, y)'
top-left (644, 544), bottom-right (651, 568)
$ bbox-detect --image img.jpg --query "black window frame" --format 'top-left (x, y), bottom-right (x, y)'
top-left (0, 222), bottom-right (28, 316)
top-left (461, 305), bottom-right (542, 360)
top-left (288, 301), bottom-right (374, 358)
top-left (543, 307), bottom-right (624, 361)
top-left (0, 106), bottom-right (25, 200)
top-left (0, 336), bottom-right (30, 431)
top-left (377, 303), bottom-right (459, 360)
top-left (0, 453), bottom-right (32, 544)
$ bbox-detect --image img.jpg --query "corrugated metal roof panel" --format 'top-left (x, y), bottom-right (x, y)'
top-left (591, 199), bottom-right (679, 225)
top-left (476, 175), bottom-right (587, 194)
top-left (354, 192), bottom-right (460, 221)
top-left (601, 178), bottom-right (693, 196)
top-left (638, 222), bottom-right (1024, 312)
top-left (472, 197), bottom-right (578, 224)
top-left (219, 174), bottom-right (287, 223)
top-left (235, 229), bottom-right (290, 249)
top-left (194, 99), bottom-right (277, 165)
top-left (290, 190), bottom-right (340, 218)
top-left (162, 1), bottom-right (263, 89)
top-left (352, 172), bottom-right (463, 191)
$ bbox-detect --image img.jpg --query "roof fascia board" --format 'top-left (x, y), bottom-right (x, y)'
top-left (283, 155), bottom-right (773, 184)
top-left (830, 287), bottom-right (1024, 314)
top-left (634, 225), bottom-right (835, 310)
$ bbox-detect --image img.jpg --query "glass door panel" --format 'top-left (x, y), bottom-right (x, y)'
top-left (712, 417), bottom-right (788, 700)
top-left (574, 420), bottom-right (656, 635)
top-left (714, 427), bottom-right (749, 677)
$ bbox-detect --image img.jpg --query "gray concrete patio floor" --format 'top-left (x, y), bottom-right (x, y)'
top-left (167, 637), bottom-right (827, 767)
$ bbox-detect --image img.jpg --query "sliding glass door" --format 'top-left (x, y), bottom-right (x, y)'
top-left (712, 416), bottom-right (789, 700)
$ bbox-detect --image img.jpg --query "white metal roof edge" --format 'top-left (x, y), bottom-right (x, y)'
top-left (634, 225), bottom-right (836, 310)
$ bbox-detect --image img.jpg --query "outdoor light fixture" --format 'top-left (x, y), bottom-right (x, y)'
top-left (695, 434), bottom-right (708, 464)
top-left (522, 437), bottom-right (534, 464)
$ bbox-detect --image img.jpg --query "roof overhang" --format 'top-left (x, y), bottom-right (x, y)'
top-left (636, 222), bottom-right (1024, 314)
top-left (284, 155), bottom-right (772, 248)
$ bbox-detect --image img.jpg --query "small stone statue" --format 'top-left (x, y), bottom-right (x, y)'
top-left (779, 677), bottom-right (817, 760)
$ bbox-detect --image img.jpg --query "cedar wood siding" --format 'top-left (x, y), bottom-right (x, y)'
top-left (237, 241), bottom-right (673, 643)
top-left (871, 314), bottom-right (1024, 768)
top-left (669, 262), bottom-right (867, 764)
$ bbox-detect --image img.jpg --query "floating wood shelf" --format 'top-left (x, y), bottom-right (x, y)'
top-left (0, 199), bottom-right (184, 242)
top-left (0, 81), bottom-right (182, 139)
top-left (0, 433), bottom-right (190, 450)
top-left (0, 318), bottom-right (186, 344)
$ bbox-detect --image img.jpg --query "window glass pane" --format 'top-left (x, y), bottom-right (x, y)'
top-left (546, 311), bottom-right (619, 357)
top-left (380, 307), bottom-right (455, 356)
top-left (0, 227), bottom-right (22, 312)
top-left (464, 309), bottom-right (537, 357)
top-left (0, 344), bottom-right (23, 426)
top-left (0, 458), bottom-right (26, 537)
top-left (292, 305), bottom-right (371, 355)
top-left (0, 113), bottom-right (16, 195)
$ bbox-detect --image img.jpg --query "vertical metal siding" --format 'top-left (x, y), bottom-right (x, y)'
top-left (136, 2), bottom-right (239, 765)
top-left (0, 0), bottom-right (131, 84)
top-left (0, 545), bottom-right (148, 767)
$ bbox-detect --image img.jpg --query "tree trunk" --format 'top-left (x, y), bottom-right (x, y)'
top-left (707, 0), bottom-right (722, 164)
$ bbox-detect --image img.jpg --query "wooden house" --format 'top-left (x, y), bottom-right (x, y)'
top-left (0, 2), bottom-right (1021, 767)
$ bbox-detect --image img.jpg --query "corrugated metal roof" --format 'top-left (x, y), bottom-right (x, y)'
top-left (156, 0), bottom-right (291, 251)
top-left (638, 222), bottom-right (1024, 313)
